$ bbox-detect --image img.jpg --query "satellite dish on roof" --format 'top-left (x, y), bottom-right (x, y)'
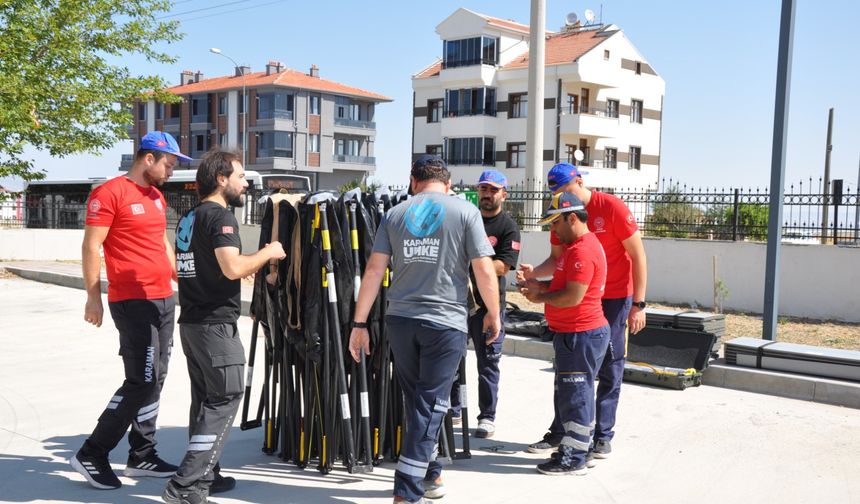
top-left (574, 149), bottom-right (585, 162)
top-left (565, 12), bottom-right (579, 26)
top-left (584, 9), bottom-right (596, 24)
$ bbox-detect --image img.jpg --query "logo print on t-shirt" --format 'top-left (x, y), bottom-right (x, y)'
top-left (89, 199), bottom-right (101, 213)
top-left (154, 199), bottom-right (163, 212)
top-left (176, 210), bottom-right (195, 252)
top-left (130, 203), bottom-right (145, 215)
top-left (487, 235), bottom-right (498, 247)
top-left (593, 216), bottom-right (606, 233)
top-left (222, 226), bottom-right (234, 234)
top-left (405, 199), bottom-right (445, 238)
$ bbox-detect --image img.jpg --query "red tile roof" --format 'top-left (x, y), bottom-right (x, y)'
top-left (414, 28), bottom-right (608, 79)
top-left (482, 15), bottom-right (531, 35)
top-left (503, 28), bottom-right (607, 69)
top-left (166, 67), bottom-right (392, 102)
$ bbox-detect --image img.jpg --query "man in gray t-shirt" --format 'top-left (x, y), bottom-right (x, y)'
top-left (349, 155), bottom-right (500, 504)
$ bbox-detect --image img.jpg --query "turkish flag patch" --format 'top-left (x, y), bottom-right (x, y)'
top-left (511, 240), bottom-right (521, 251)
top-left (222, 226), bottom-right (234, 234)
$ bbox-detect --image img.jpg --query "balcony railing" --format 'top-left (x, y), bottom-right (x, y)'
top-left (565, 106), bottom-right (618, 118)
top-left (334, 117), bottom-right (376, 129)
top-left (333, 155), bottom-right (375, 165)
top-left (190, 114), bottom-right (211, 124)
top-left (443, 108), bottom-right (497, 118)
top-left (257, 149), bottom-right (293, 159)
top-left (163, 117), bottom-right (180, 126)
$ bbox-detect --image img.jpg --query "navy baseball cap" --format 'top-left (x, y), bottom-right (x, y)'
top-left (537, 192), bottom-right (586, 225)
top-left (412, 154), bottom-right (446, 170)
top-left (478, 169), bottom-right (508, 189)
top-left (546, 162), bottom-right (588, 192)
top-left (139, 131), bottom-right (192, 161)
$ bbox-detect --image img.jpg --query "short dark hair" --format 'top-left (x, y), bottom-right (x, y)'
top-left (196, 149), bottom-right (241, 199)
top-left (411, 155), bottom-right (450, 184)
top-left (562, 209), bottom-right (589, 225)
top-left (134, 149), bottom-right (166, 163)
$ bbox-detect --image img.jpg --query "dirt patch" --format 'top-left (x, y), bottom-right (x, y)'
top-left (0, 268), bottom-right (19, 279)
top-left (506, 292), bottom-right (860, 351)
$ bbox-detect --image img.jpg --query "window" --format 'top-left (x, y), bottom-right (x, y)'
top-left (445, 137), bottom-right (495, 166)
top-left (309, 134), bottom-right (320, 153)
top-left (636, 62), bottom-right (642, 75)
top-left (257, 93), bottom-right (294, 120)
top-left (156, 103), bottom-right (163, 120)
top-left (238, 93), bottom-right (245, 114)
top-left (218, 96), bottom-right (226, 115)
top-left (192, 134), bottom-right (210, 155)
top-left (257, 132), bottom-right (293, 158)
top-left (509, 93), bottom-right (528, 119)
top-left (507, 143), bottom-right (526, 168)
top-left (335, 96), bottom-right (361, 121)
top-left (335, 138), bottom-right (361, 156)
top-left (606, 99), bottom-right (619, 118)
top-left (579, 139), bottom-right (590, 166)
top-left (566, 142), bottom-right (589, 166)
top-left (580, 88), bottom-right (590, 114)
top-left (219, 134), bottom-right (227, 146)
top-left (138, 103), bottom-right (146, 121)
top-left (629, 146), bottom-right (641, 170)
top-left (604, 49), bottom-right (610, 60)
top-left (169, 102), bottom-right (181, 117)
top-left (567, 94), bottom-right (579, 114)
top-left (426, 145), bottom-right (443, 156)
top-left (442, 36), bottom-right (499, 68)
top-left (309, 95), bottom-right (321, 115)
top-left (444, 87), bottom-right (496, 117)
top-left (604, 148), bottom-right (618, 169)
top-left (631, 99), bottom-right (643, 124)
top-left (427, 99), bottom-right (443, 123)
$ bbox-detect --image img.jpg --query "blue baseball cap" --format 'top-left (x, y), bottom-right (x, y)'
top-left (139, 131), bottom-right (192, 161)
top-left (478, 169), bottom-right (508, 189)
top-left (546, 162), bottom-right (587, 192)
top-left (537, 192), bottom-right (586, 225)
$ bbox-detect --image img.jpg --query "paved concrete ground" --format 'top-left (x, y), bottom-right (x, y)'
top-left (2, 276), bottom-right (860, 504)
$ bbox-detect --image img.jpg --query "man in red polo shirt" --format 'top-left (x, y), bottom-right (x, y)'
top-left (70, 131), bottom-right (190, 490)
top-left (520, 162), bottom-right (647, 460)
top-left (519, 192), bottom-right (609, 475)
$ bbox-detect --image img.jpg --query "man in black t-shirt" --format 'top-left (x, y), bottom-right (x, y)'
top-left (450, 170), bottom-right (521, 440)
top-left (165, 150), bottom-right (285, 504)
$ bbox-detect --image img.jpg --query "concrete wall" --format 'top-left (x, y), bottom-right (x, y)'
top-left (513, 231), bottom-right (860, 323)
top-left (0, 229), bottom-right (85, 260)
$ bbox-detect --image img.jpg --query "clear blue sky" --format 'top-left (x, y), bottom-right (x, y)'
top-left (7, 0), bottom-right (860, 192)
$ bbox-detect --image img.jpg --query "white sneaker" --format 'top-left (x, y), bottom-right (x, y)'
top-left (424, 478), bottom-right (446, 498)
top-left (475, 419), bottom-right (495, 438)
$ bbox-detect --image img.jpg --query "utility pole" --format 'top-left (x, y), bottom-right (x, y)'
top-left (820, 107), bottom-right (834, 244)
top-left (524, 0), bottom-right (546, 231)
top-left (762, 0), bottom-right (796, 342)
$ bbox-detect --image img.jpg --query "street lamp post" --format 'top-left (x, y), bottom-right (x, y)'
top-left (210, 48), bottom-right (247, 169)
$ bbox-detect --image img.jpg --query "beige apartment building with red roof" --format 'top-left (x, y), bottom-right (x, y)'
top-left (412, 8), bottom-right (665, 189)
top-left (126, 62), bottom-right (392, 189)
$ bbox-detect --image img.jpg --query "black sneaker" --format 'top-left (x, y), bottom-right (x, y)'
top-left (536, 458), bottom-right (587, 476)
top-left (526, 433), bottom-right (562, 454)
top-left (593, 439), bottom-right (612, 459)
top-left (125, 453), bottom-right (178, 477)
top-left (69, 450), bottom-right (122, 489)
top-left (163, 479), bottom-right (213, 504)
top-left (210, 472), bottom-right (236, 494)
top-left (550, 450), bottom-right (596, 468)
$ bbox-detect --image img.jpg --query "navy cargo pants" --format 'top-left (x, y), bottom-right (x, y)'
top-left (450, 309), bottom-right (505, 421)
top-left (548, 296), bottom-right (631, 445)
top-left (81, 297), bottom-right (174, 460)
top-left (553, 325), bottom-right (609, 468)
top-left (386, 315), bottom-right (466, 503)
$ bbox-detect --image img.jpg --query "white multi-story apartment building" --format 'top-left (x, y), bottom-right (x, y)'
top-left (412, 8), bottom-right (665, 190)
top-left (126, 62), bottom-right (392, 189)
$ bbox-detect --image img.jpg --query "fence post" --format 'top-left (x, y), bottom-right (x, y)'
top-left (731, 188), bottom-right (740, 241)
top-left (832, 179), bottom-right (843, 245)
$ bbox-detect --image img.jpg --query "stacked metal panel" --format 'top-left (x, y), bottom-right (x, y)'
top-left (724, 337), bottom-right (860, 382)
top-left (645, 308), bottom-right (725, 356)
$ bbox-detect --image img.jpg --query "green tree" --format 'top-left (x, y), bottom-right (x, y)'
top-left (725, 203), bottom-right (769, 241)
top-left (0, 0), bottom-right (183, 184)
top-left (647, 184), bottom-right (703, 238)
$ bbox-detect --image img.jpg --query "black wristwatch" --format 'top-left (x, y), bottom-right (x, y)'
top-left (633, 301), bottom-right (647, 310)
top-left (352, 320), bottom-right (368, 329)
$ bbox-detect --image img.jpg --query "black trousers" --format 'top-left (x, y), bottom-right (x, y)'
top-left (82, 297), bottom-right (174, 460)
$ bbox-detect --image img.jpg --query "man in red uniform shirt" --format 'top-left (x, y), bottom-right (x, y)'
top-left (70, 131), bottom-right (190, 490)
top-left (520, 192), bottom-right (609, 475)
top-left (520, 162), bottom-right (647, 459)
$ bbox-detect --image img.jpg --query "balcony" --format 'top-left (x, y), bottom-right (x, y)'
top-left (334, 117), bottom-right (376, 129)
top-left (560, 107), bottom-right (619, 139)
top-left (333, 155), bottom-right (375, 165)
top-left (190, 114), bottom-right (211, 131)
top-left (120, 154), bottom-right (134, 170)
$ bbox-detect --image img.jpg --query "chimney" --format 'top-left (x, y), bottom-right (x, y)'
top-left (309, 64), bottom-right (320, 78)
top-left (180, 70), bottom-right (195, 85)
top-left (236, 65), bottom-right (250, 77)
top-left (194, 71), bottom-right (204, 83)
top-left (266, 60), bottom-right (284, 75)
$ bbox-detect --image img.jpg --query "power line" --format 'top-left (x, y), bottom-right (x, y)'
top-left (174, 0), bottom-right (288, 23)
top-left (158, 0), bottom-right (255, 19)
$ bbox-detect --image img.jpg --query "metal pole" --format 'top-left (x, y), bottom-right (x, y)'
top-left (524, 0), bottom-right (546, 231)
top-left (732, 188), bottom-right (740, 241)
top-left (210, 48), bottom-right (247, 168)
top-left (820, 107), bottom-right (834, 243)
top-left (762, 0), bottom-right (796, 342)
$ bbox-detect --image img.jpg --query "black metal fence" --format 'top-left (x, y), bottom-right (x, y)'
top-left (4, 178), bottom-right (859, 244)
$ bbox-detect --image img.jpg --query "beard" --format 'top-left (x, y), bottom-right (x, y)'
top-left (479, 197), bottom-right (500, 212)
top-left (225, 185), bottom-right (245, 207)
top-left (143, 169), bottom-right (164, 187)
